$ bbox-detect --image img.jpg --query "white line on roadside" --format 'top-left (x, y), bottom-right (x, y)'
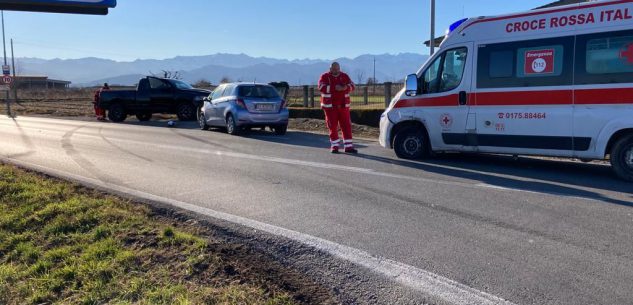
top-left (1, 157), bottom-right (516, 305)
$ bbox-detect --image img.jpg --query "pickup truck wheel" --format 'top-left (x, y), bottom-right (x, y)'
top-left (393, 128), bottom-right (429, 160)
top-left (226, 115), bottom-right (240, 135)
top-left (610, 134), bottom-right (633, 182)
top-left (198, 111), bottom-right (210, 130)
top-left (108, 104), bottom-right (127, 122)
top-left (136, 113), bottom-right (152, 122)
top-left (177, 103), bottom-right (196, 121)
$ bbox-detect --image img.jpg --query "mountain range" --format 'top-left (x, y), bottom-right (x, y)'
top-left (15, 53), bottom-right (429, 87)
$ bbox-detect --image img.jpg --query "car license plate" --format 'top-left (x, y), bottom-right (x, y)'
top-left (256, 104), bottom-right (274, 111)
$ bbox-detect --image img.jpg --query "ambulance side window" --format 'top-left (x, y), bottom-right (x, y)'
top-left (420, 47), bottom-right (468, 94)
top-left (440, 48), bottom-right (467, 92)
top-left (421, 55), bottom-right (442, 94)
top-left (575, 29), bottom-right (633, 85)
top-left (477, 36), bottom-right (574, 88)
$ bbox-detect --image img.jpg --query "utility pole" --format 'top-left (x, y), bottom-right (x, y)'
top-left (372, 56), bottom-right (376, 94)
top-left (1, 10), bottom-right (10, 117)
top-left (430, 0), bottom-right (436, 55)
top-left (11, 38), bottom-right (17, 103)
top-left (2, 11), bottom-right (6, 66)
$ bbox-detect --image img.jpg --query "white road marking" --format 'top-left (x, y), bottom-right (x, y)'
top-left (1, 157), bottom-right (516, 305)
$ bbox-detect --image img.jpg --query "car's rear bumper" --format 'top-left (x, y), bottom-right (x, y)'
top-left (236, 109), bottom-right (289, 126)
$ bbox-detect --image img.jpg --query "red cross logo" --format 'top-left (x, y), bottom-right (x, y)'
top-left (620, 43), bottom-right (633, 65)
top-left (440, 114), bottom-right (453, 128)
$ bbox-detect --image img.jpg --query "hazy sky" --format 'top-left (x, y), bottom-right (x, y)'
top-left (4, 0), bottom-right (555, 61)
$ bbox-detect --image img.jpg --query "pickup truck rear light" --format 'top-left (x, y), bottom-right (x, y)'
top-left (236, 98), bottom-right (246, 109)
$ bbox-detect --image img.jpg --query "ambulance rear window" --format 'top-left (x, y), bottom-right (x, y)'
top-left (575, 29), bottom-right (633, 85)
top-left (586, 36), bottom-right (633, 74)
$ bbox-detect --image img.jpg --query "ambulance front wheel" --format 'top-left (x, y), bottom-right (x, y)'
top-left (610, 134), bottom-right (633, 182)
top-left (393, 128), bottom-right (430, 160)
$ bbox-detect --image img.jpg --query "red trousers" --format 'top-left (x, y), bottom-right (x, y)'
top-left (324, 106), bottom-right (353, 149)
top-left (93, 103), bottom-right (105, 119)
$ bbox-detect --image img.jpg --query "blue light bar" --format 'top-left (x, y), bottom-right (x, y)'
top-left (447, 18), bottom-right (468, 34)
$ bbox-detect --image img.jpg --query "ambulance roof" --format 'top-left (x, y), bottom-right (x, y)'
top-left (441, 0), bottom-right (633, 47)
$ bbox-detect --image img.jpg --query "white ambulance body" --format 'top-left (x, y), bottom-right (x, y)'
top-left (379, 0), bottom-right (633, 181)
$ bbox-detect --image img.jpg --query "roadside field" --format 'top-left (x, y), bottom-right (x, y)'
top-left (0, 163), bottom-right (334, 305)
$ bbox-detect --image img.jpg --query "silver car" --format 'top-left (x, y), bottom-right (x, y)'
top-left (198, 82), bottom-right (289, 135)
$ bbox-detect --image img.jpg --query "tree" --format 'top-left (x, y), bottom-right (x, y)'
top-left (367, 77), bottom-right (377, 94)
top-left (149, 70), bottom-right (182, 80)
top-left (219, 76), bottom-right (232, 84)
top-left (193, 79), bottom-right (212, 88)
top-left (355, 70), bottom-right (365, 85)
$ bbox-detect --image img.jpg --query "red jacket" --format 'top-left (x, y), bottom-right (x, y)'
top-left (318, 72), bottom-right (355, 108)
top-left (93, 87), bottom-right (109, 105)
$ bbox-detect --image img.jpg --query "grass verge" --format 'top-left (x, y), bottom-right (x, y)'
top-left (0, 163), bottom-right (329, 305)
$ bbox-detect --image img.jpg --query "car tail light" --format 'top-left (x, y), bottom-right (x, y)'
top-left (236, 98), bottom-right (246, 109)
top-left (280, 99), bottom-right (287, 109)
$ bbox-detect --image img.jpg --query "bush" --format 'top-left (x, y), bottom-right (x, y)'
top-left (289, 108), bottom-right (383, 127)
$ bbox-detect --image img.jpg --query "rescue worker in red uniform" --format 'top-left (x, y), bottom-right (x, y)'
top-left (318, 62), bottom-right (357, 154)
top-left (93, 83), bottom-right (109, 121)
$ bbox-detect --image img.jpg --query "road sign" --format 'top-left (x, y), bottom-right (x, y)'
top-left (2, 75), bottom-right (13, 85)
top-left (2, 65), bottom-right (9, 76)
top-left (0, 0), bottom-right (117, 15)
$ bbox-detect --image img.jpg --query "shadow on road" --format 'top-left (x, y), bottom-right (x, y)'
top-left (353, 153), bottom-right (633, 207)
top-left (247, 130), bottom-right (369, 149)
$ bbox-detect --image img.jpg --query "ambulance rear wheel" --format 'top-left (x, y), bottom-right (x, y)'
top-left (610, 134), bottom-right (633, 182)
top-left (394, 128), bottom-right (429, 160)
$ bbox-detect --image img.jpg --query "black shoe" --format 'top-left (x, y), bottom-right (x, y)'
top-left (330, 148), bottom-right (340, 154)
top-left (345, 148), bottom-right (358, 154)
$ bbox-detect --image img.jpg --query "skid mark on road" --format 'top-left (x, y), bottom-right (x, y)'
top-left (61, 125), bottom-right (123, 185)
top-left (99, 127), bottom-right (154, 163)
top-left (169, 129), bottom-right (234, 151)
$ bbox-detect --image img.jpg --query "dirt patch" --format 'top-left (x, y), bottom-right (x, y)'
top-left (289, 118), bottom-right (379, 140)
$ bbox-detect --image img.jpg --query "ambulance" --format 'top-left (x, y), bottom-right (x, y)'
top-left (379, 0), bottom-right (633, 181)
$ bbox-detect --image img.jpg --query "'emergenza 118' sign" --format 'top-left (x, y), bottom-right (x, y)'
top-left (506, 8), bottom-right (632, 33)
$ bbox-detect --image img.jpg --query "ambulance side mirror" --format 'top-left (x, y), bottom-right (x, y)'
top-left (405, 74), bottom-right (418, 97)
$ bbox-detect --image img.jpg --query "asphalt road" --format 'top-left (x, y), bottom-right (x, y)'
top-left (1, 116), bottom-right (632, 305)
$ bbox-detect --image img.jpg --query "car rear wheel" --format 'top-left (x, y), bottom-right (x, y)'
top-left (198, 111), bottom-right (209, 130)
top-left (393, 128), bottom-right (429, 160)
top-left (273, 125), bottom-right (287, 135)
top-left (108, 104), bottom-right (127, 122)
top-left (226, 115), bottom-right (240, 135)
top-left (136, 113), bottom-right (152, 121)
top-left (177, 103), bottom-right (196, 121)
top-left (610, 134), bottom-right (633, 182)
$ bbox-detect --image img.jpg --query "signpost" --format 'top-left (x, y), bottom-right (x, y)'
top-left (0, 0), bottom-right (117, 15)
top-left (2, 75), bottom-right (11, 84)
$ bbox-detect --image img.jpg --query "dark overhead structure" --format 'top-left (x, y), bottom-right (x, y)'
top-left (0, 0), bottom-right (117, 15)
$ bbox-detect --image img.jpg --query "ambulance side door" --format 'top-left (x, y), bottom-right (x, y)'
top-left (412, 44), bottom-right (475, 151)
top-left (473, 36), bottom-right (575, 156)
